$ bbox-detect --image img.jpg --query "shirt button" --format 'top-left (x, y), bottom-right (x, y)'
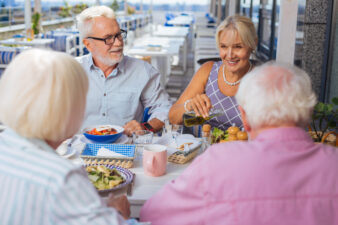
top-left (102, 113), bottom-right (106, 116)
top-left (101, 75), bottom-right (104, 78)
top-left (104, 93), bottom-right (106, 96)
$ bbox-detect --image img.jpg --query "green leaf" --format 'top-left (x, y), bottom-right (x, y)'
top-left (315, 102), bottom-right (325, 112)
top-left (332, 97), bottom-right (338, 105)
top-left (325, 104), bottom-right (333, 113)
top-left (312, 114), bottom-right (322, 120)
top-left (323, 104), bottom-right (328, 113)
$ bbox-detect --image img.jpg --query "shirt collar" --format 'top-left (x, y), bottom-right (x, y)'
top-left (88, 54), bottom-right (127, 77)
top-left (255, 126), bottom-right (312, 142)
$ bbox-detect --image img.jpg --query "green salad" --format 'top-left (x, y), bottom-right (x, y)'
top-left (86, 165), bottom-right (125, 190)
top-left (211, 127), bottom-right (229, 144)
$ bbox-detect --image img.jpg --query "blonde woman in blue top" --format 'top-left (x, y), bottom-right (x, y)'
top-left (169, 15), bottom-right (257, 130)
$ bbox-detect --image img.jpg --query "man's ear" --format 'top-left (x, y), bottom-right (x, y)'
top-left (83, 39), bottom-right (92, 52)
top-left (239, 106), bottom-right (251, 132)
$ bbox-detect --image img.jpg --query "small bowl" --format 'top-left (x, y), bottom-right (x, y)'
top-left (83, 125), bottom-right (124, 143)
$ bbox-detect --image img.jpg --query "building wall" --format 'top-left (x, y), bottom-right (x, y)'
top-left (328, 12), bottom-right (338, 100)
top-left (302, 0), bottom-right (330, 97)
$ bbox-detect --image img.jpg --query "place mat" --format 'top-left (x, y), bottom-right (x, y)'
top-left (83, 158), bottom-right (134, 169)
top-left (81, 144), bottom-right (136, 168)
top-left (168, 149), bottom-right (199, 164)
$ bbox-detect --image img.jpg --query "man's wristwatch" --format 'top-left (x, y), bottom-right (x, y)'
top-left (141, 122), bottom-right (155, 132)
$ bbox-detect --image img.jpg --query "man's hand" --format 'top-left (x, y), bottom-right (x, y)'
top-left (123, 120), bottom-right (143, 136)
top-left (107, 194), bottom-right (131, 219)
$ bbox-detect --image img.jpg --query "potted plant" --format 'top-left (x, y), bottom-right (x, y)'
top-left (72, 3), bottom-right (88, 15)
top-left (32, 12), bottom-right (41, 35)
top-left (309, 97), bottom-right (338, 146)
top-left (111, 0), bottom-right (120, 12)
top-left (59, 1), bottom-right (72, 18)
top-left (127, 5), bottom-right (135, 15)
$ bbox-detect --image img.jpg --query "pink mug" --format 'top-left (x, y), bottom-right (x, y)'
top-left (143, 144), bottom-right (167, 177)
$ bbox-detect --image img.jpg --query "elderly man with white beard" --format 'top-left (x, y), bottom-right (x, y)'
top-left (76, 6), bottom-right (171, 136)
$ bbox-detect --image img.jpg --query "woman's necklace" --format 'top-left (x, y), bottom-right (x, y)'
top-left (222, 62), bottom-right (252, 86)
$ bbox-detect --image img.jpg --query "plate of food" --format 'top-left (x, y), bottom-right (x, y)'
top-left (85, 164), bottom-right (134, 195)
top-left (80, 134), bottom-right (129, 145)
top-left (211, 124), bottom-right (248, 143)
top-left (83, 125), bottom-right (124, 143)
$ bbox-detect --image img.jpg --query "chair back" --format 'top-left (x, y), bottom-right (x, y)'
top-left (142, 107), bottom-right (151, 123)
top-left (0, 46), bottom-right (30, 76)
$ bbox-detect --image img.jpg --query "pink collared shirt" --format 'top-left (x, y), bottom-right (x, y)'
top-left (140, 127), bottom-right (338, 225)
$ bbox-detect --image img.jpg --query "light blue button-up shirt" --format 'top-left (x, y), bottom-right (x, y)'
top-left (0, 128), bottom-right (128, 225)
top-left (77, 54), bottom-right (171, 130)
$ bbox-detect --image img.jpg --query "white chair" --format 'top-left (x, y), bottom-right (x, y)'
top-left (65, 35), bottom-right (77, 56)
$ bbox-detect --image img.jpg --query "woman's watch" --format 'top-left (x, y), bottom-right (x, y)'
top-left (141, 122), bottom-right (155, 132)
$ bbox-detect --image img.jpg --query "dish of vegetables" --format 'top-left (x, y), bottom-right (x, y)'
top-left (86, 165), bottom-right (134, 192)
top-left (211, 125), bottom-right (248, 143)
top-left (83, 125), bottom-right (124, 143)
top-left (86, 127), bottom-right (117, 135)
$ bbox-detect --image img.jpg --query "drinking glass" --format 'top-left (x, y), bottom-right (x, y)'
top-left (171, 124), bottom-right (183, 147)
top-left (132, 130), bottom-right (154, 161)
top-left (162, 123), bottom-right (183, 147)
top-left (132, 130), bottom-right (154, 144)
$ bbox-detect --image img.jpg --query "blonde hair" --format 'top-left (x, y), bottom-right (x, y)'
top-left (0, 49), bottom-right (88, 142)
top-left (77, 5), bottom-right (116, 40)
top-left (236, 61), bottom-right (317, 129)
top-left (216, 15), bottom-right (257, 51)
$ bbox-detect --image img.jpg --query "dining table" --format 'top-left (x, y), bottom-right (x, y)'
top-left (126, 36), bottom-right (185, 87)
top-left (0, 38), bottom-right (55, 48)
top-left (128, 148), bottom-right (193, 217)
top-left (152, 26), bottom-right (190, 72)
top-left (166, 16), bottom-right (194, 27)
top-left (62, 133), bottom-right (204, 218)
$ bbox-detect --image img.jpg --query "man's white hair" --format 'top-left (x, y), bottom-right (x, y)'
top-left (236, 61), bottom-right (317, 129)
top-left (76, 5), bottom-right (116, 40)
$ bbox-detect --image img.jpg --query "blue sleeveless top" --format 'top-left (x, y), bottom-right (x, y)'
top-left (205, 61), bottom-right (243, 130)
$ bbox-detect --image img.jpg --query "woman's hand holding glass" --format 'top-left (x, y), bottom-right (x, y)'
top-left (186, 94), bottom-right (212, 118)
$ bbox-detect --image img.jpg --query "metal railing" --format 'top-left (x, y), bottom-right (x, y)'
top-left (0, 6), bottom-right (74, 27)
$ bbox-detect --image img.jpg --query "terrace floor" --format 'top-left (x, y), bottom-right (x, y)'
top-left (165, 50), bottom-right (195, 102)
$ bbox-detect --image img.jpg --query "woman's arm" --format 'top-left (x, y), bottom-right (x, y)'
top-left (169, 61), bottom-right (214, 124)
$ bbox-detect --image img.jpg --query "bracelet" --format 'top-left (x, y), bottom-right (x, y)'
top-left (184, 99), bottom-right (191, 112)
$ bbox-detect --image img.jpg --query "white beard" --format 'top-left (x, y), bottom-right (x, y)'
top-left (97, 52), bottom-right (124, 67)
top-left (92, 47), bottom-right (124, 67)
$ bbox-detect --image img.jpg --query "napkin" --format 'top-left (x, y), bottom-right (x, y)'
top-left (97, 147), bottom-right (126, 157)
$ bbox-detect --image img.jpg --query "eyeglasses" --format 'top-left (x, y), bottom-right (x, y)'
top-left (86, 29), bottom-right (127, 45)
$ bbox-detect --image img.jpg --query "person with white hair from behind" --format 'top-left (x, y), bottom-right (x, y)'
top-left (0, 48), bottom-right (139, 225)
top-left (140, 62), bottom-right (338, 225)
